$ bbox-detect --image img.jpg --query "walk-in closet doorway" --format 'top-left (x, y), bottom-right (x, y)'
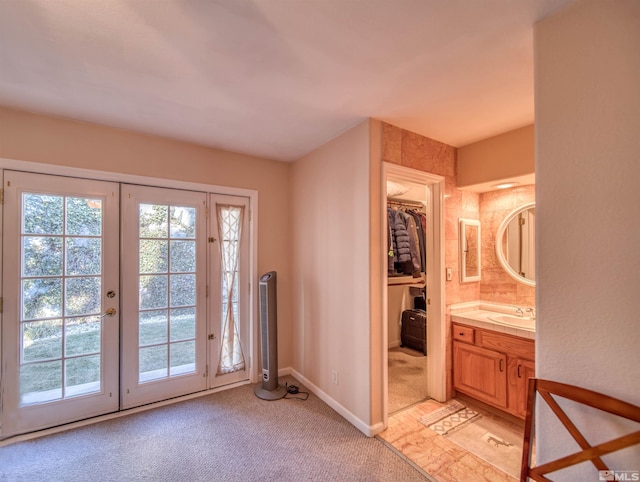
top-left (382, 163), bottom-right (445, 423)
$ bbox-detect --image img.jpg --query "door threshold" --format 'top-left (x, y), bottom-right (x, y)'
top-left (0, 380), bottom-right (251, 446)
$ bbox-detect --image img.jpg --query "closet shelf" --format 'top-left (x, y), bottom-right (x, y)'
top-left (388, 275), bottom-right (425, 287)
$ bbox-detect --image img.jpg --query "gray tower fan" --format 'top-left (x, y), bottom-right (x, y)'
top-left (254, 271), bottom-right (287, 400)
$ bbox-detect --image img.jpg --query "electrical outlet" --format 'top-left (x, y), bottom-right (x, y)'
top-left (332, 369), bottom-right (339, 385)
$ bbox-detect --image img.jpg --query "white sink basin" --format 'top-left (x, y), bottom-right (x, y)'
top-left (487, 314), bottom-right (535, 330)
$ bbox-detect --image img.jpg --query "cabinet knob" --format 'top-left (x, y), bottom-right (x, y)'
top-left (459, 332), bottom-right (464, 336)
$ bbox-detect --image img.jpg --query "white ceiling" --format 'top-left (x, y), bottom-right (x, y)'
top-left (0, 0), bottom-right (574, 162)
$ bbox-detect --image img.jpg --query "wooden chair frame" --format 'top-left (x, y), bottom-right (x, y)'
top-left (521, 378), bottom-right (640, 482)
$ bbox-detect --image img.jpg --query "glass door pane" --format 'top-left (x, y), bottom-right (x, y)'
top-left (1, 171), bottom-right (119, 438)
top-left (138, 204), bottom-right (197, 382)
top-left (21, 193), bottom-right (104, 403)
top-left (121, 185), bottom-right (206, 409)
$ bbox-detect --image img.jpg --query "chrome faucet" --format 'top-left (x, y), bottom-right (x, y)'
top-left (514, 306), bottom-right (524, 317)
top-left (525, 307), bottom-right (536, 320)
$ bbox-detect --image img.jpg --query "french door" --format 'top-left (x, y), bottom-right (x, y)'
top-left (1, 171), bottom-right (252, 437)
top-left (1, 171), bottom-right (120, 437)
top-left (120, 185), bottom-right (207, 409)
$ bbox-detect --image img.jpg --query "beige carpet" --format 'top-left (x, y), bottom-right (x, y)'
top-left (388, 347), bottom-right (428, 414)
top-left (0, 376), bottom-right (428, 481)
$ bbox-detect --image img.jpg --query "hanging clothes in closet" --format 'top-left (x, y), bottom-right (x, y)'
top-left (387, 203), bottom-right (426, 277)
top-left (407, 209), bottom-right (426, 273)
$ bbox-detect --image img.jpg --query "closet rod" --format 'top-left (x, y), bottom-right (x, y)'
top-left (387, 197), bottom-right (425, 208)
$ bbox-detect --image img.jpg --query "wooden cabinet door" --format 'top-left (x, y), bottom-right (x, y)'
top-left (453, 341), bottom-right (507, 408)
top-left (508, 357), bottom-right (535, 418)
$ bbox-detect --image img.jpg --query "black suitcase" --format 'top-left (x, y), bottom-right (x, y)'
top-left (400, 309), bottom-right (427, 355)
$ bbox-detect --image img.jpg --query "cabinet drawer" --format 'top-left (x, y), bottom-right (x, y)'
top-left (453, 324), bottom-right (475, 344)
top-left (478, 330), bottom-right (535, 360)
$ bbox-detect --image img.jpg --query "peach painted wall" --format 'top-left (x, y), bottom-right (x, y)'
top-left (479, 185), bottom-right (535, 306)
top-left (535, 0), bottom-right (640, 475)
top-left (290, 119), bottom-right (373, 427)
top-left (457, 125), bottom-right (534, 188)
top-left (0, 106), bottom-right (293, 368)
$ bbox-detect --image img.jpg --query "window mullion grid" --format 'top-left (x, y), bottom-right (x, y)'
top-left (62, 195), bottom-right (68, 398)
top-left (60, 196), bottom-right (67, 400)
top-left (166, 206), bottom-right (172, 376)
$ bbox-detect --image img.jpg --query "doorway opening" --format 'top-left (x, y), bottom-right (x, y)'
top-left (382, 163), bottom-right (445, 421)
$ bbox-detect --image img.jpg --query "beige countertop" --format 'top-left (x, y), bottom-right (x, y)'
top-left (450, 302), bottom-right (536, 340)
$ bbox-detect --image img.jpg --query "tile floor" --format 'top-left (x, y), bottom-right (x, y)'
top-left (378, 398), bottom-right (523, 482)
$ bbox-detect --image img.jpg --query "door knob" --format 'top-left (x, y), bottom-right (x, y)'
top-left (102, 307), bottom-right (117, 318)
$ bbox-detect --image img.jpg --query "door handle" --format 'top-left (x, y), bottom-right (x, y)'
top-left (102, 307), bottom-right (117, 318)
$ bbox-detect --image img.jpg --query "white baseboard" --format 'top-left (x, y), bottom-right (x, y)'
top-left (278, 366), bottom-right (383, 437)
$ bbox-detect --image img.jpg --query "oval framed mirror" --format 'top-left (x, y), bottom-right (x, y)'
top-left (496, 202), bottom-right (536, 287)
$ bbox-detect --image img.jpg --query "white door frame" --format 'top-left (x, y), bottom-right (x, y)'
top-left (0, 158), bottom-right (259, 438)
top-left (381, 162), bottom-right (446, 424)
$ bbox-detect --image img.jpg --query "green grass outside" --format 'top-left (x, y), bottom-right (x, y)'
top-left (21, 315), bottom-right (196, 397)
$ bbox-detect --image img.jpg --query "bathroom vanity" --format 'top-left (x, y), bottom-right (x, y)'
top-left (450, 201), bottom-right (537, 419)
top-left (451, 305), bottom-right (535, 419)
